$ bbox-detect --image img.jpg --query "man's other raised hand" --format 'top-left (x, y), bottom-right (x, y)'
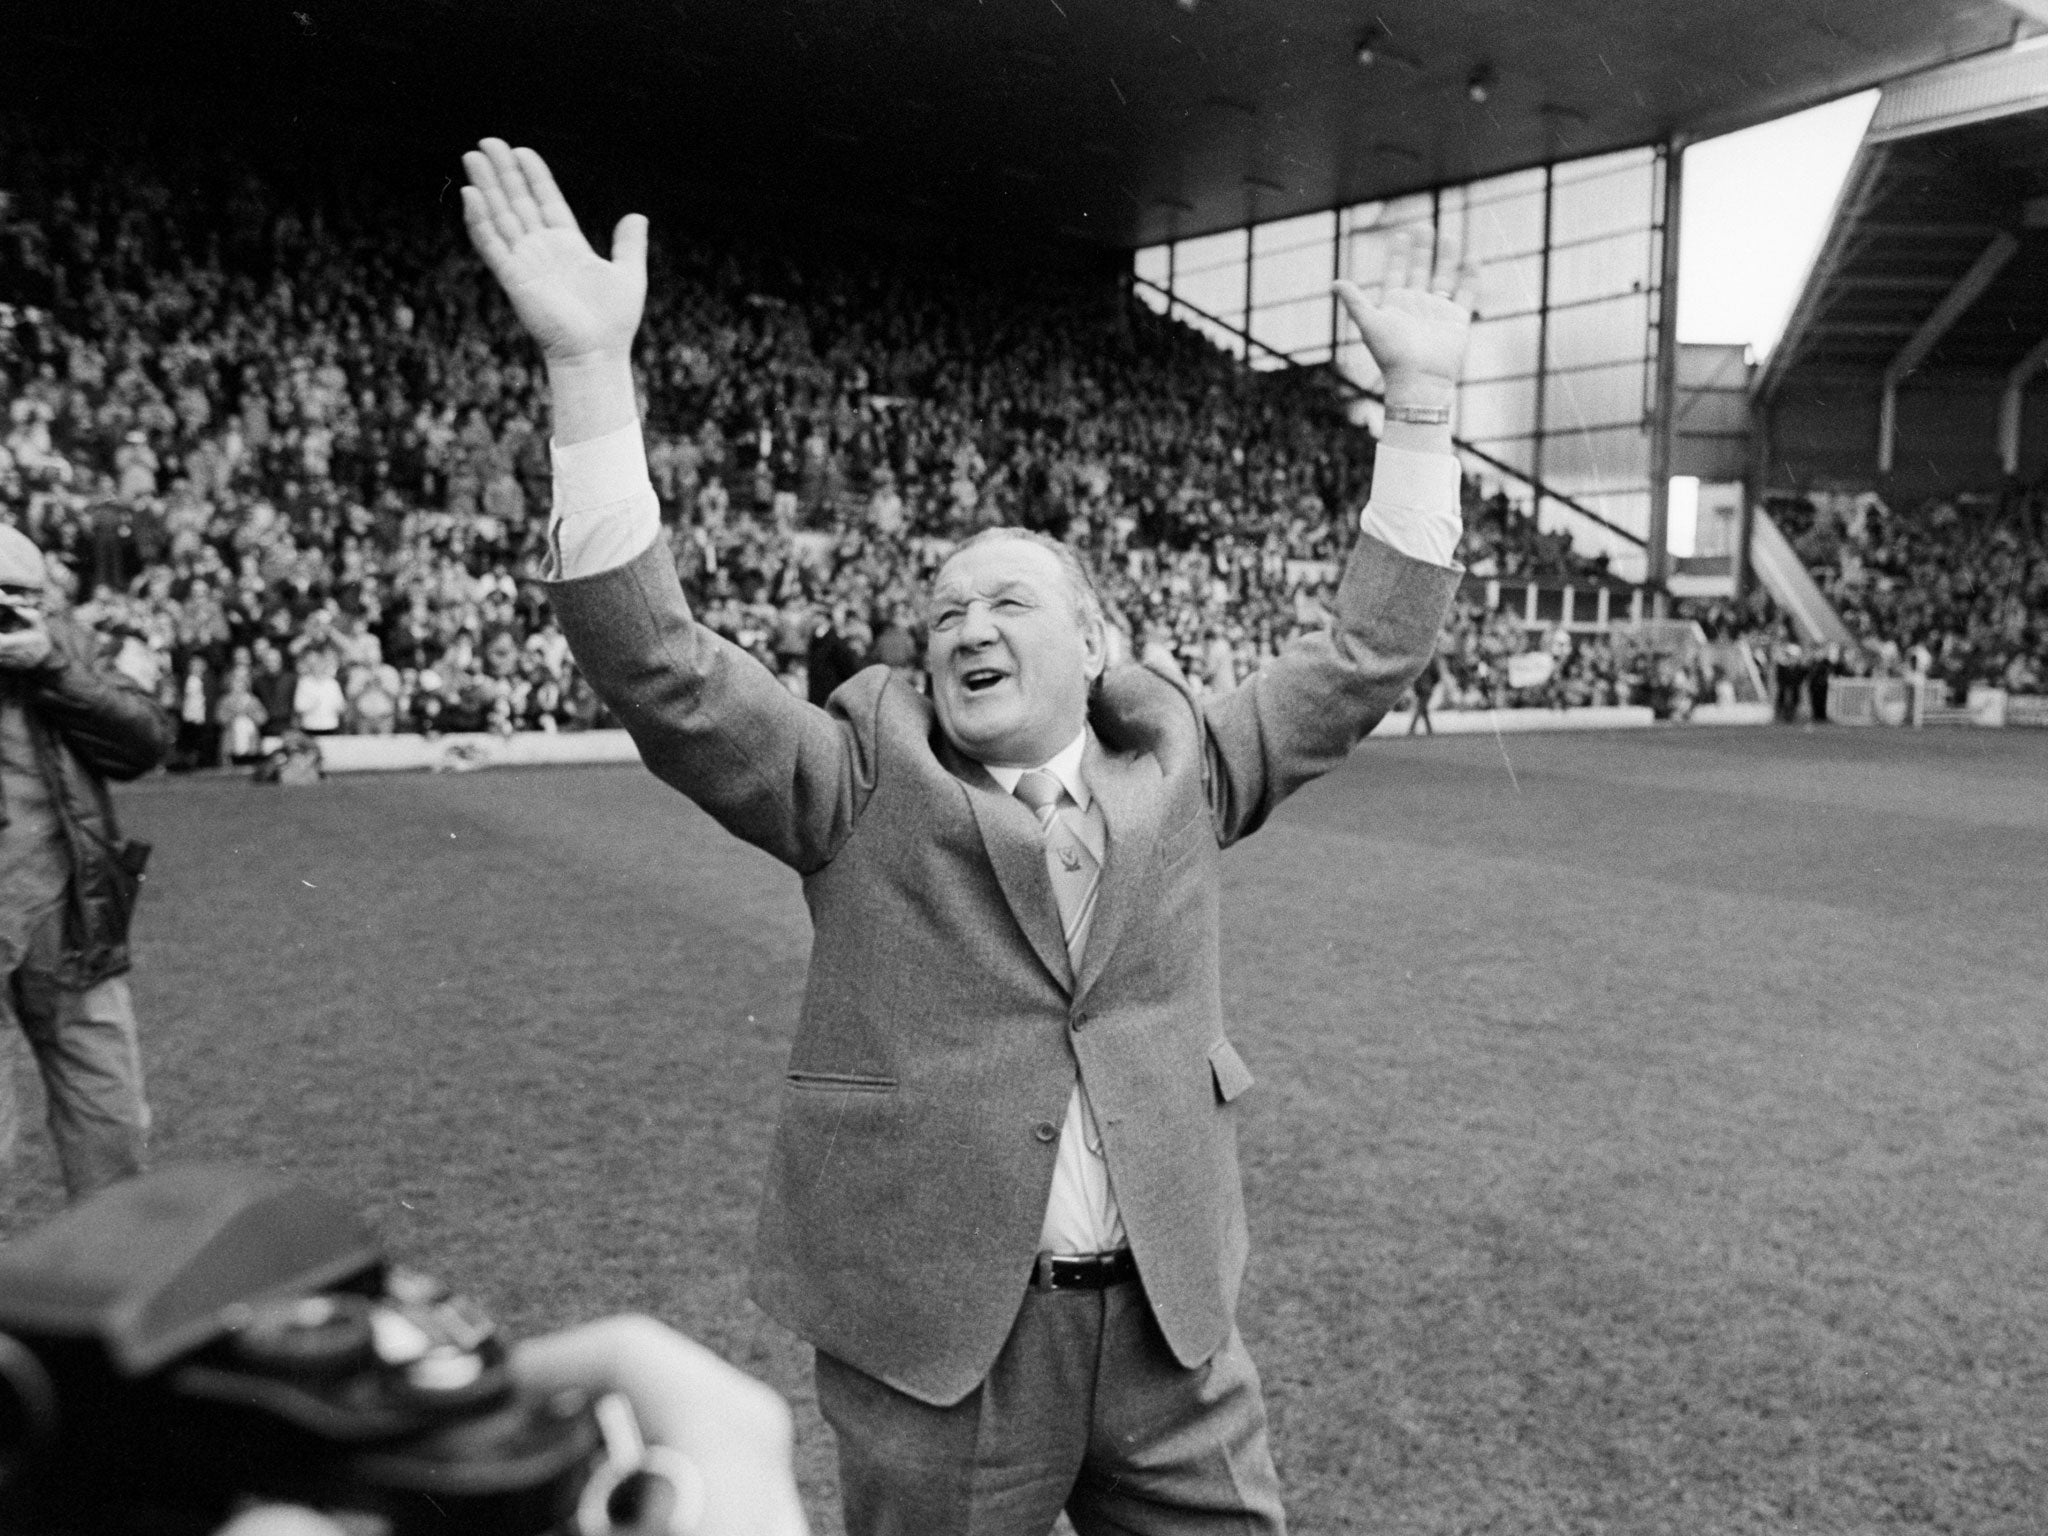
top-left (1332, 225), bottom-right (1477, 422)
top-left (461, 139), bottom-right (646, 444)
top-left (461, 139), bottom-right (645, 365)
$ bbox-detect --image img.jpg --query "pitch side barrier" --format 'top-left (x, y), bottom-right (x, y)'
top-left (314, 730), bottom-right (644, 775)
top-left (306, 702), bottom-right (1780, 777)
top-left (1826, 678), bottom-right (2048, 730)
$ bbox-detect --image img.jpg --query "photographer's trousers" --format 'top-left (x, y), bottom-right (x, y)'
top-left (0, 906), bottom-right (148, 1202)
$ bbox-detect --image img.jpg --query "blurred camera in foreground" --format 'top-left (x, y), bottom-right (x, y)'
top-left (0, 1165), bottom-right (684, 1536)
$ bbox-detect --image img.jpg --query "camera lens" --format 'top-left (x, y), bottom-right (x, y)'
top-left (230, 1295), bottom-right (376, 1377)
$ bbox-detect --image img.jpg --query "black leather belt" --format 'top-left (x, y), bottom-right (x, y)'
top-left (1031, 1249), bottom-right (1138, 1291)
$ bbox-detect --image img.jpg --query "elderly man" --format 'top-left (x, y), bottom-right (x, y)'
top-left (462, 139), bottom-right (1471, 1534)
top-left (0, 524), bottom-right (170, 1202)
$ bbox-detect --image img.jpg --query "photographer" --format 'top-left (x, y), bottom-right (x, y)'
top-left (0, 522), bottom-right (170, 1202)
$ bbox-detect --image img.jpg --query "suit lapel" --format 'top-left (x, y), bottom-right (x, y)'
top-left (943, 736), bottom-right (1076, 993)
top-left (1073, 734), bottom-right (1163, 1003)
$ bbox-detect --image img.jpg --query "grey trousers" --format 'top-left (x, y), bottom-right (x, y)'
top-left (816, 1277), bottom-right (1286, 1536)
top-left (0, 970), bottom-right (149, 1202)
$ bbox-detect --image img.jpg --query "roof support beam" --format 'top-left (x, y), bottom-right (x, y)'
top-left (1877, 230), bottom-right (2020, 474)
top-left (1998, 332), bottom-right (2048, 475)
top-left (1756, 145), bottom-right (1891, 405)
top-left (1832, 274), bottom-right (1967, 292)
top-left (1647, 141), bottom-right (1685, 593)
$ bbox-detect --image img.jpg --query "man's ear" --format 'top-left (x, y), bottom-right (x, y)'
top-left (1081, 619), bottom-right (1108, 683)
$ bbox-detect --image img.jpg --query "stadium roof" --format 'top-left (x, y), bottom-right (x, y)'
top-left (1761, 46), bottom-right (2048, 398)
top-left (13, 0), bottom-right (2034, 249)
top-left (1755, 42), bottom-right (2048, 494)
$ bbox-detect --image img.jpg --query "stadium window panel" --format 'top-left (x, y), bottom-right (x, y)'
top-left (1169, 228), bottom-right (1247, 283)
top-left (1132, 244), bottom-right (1172, 307)
top-left (1251, 210), bottom-right (1336, 270)
top-left (1550, 150), bottom-right (1659, 244)
top-left (1458, 378), bottom-right (1542, 465)
top-left (1473, 252), bottom-right (1547, 319)
top-left (1167, 228), bottom-right (1248, 347)
top-left (1465, 164), bottom-right (1549, 205)
top-left (1548, 228), bottom-right (1657, 309)
top-left (1540, 424), bottom-right (1651, 489)
top-left (1462, 183), bottom-right (1548, 266)
top-left (1251, 232), bottom-right (1334, 321)
top-left (1545, 293), bottom-right (1655, 371)
top-left (1375, 191), bottom-right (1437, 229)
top-left (1172, 264), bottom-right (1246, 348)
top-left (1551, 143), bottom-right (1658, 185)
top-left (1250, 292), bottom-right (1335, 366)
top-left (1465, 311), bottom-right (1544, 384)
top-left (1542, 362), bottom-right (1653, 437)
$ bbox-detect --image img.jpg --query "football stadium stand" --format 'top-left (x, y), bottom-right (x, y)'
top-left (2, 0), bottom-right (2042, 762)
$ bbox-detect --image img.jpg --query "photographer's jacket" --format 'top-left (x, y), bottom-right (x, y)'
top-left (547, 442), bottom-right (1460, 1407)
top-left (0, 616), bottom-right (172, 987)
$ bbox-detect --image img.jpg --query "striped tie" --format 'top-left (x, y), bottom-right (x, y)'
top-left (1012, 769), bottom-right (1100, 967)
top-left (1014, 768), bottom-right (1114, 1180)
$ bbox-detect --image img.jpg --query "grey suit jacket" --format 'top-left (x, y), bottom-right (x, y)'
top-left (547, 531), bottom-right (1459, 1405)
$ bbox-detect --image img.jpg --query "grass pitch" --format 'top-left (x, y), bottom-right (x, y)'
top-left (2, 724), bottom-right (2043, 1533)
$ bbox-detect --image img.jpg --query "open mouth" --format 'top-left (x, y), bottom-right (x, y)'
top-left (961, 668), bottom-right (1008, 694)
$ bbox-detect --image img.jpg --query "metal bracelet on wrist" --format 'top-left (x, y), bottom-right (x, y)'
top-left (1384, 402), bottom-right (1452, 426)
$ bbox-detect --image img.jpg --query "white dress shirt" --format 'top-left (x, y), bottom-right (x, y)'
top-left (985, 732), bottom-right (1125, 1257)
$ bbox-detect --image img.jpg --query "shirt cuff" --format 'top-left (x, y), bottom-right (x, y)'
top-left (1358, 445), bottom-right (1463, 569)
top-left (550, 423), bottom-right (661, 578)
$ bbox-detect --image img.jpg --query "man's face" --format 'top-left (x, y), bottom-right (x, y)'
top-left (926, 539), bottom-right (1103, 769)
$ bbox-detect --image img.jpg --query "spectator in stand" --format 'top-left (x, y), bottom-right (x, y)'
top-left (1806, 644), bottom-right (1835, 724)
top-left (292, 648), bottom-right (346, 735)
top-left (173, 652), bottom-right (218, 769)
top-left (1408, 648), bottom-right (1438, 735)
top-left (805, 610), bottom-right (867, 708)
top-left (214, 660), bottom-right (267, 764)
top-left (1775, 488), bottom-right (2048, 699)
top-left (249, 640), bottom-right (296, 744)
top-left (20, 123), bottom-right (1960, 740)
top-left (1774, 640), bottom-right (1806, 723)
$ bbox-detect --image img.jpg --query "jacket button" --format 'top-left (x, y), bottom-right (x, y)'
top-left (1070, 1013), bottom-right (1087, 1031)
top-left (1033, 1121), bottom-right (1058, 1143)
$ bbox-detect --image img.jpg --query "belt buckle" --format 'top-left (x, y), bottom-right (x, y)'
top-left (1033, 1252), bottom-right (1059, 1290)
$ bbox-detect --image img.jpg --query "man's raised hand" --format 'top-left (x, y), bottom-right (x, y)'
top-left (1332, 225), bottom-right (1478, 410)
top-left (461, 139), bottom-right (647, 368)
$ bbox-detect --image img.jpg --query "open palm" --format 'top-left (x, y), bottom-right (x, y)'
top-left (1333, 225), bottom-right (1476, 395)
top-left (461, 139), bottom-right (646, 365)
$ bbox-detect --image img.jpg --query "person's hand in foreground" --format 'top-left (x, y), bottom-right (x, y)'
top-left (460, 136), bottom-right (646, 444)
top-left (219, 1314), bottom-right (809, 1536)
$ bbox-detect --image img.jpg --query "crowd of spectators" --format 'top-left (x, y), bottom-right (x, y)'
top-left (16, 123), bottom-right (1972, 765)
top-left (1769, 489), bottom-right (2048, 703)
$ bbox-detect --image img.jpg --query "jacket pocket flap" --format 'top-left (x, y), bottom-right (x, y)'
top-left (785, 1070), bottom-right (897, 1092)
top-left (1208, 1039), bottom-right (1254, 1104)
